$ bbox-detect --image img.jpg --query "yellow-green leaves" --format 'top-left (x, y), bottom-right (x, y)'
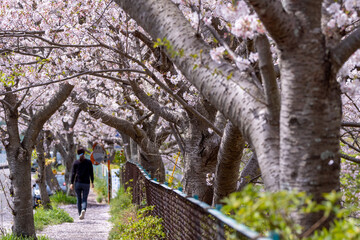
top-left (153, 37), bottom-right (184, 58)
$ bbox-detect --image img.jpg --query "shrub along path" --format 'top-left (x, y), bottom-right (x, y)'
top-left (38, 189), bottom-right (112, 240)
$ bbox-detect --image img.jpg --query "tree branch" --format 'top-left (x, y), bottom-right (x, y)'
top-left (255, 34), bottom-right (280, 124)
top-left (170, 123), bottom-right (185, 156)
top-left (22, 83), bottom-right (74, 150)
top-left (69, 108), bottom-right (82, 129)
top-left (332, 27), bottom-right (360, 68)
top-left (0, 69), bottom-right (145, 96)
top-left (71, 92), bottom-right (140, 141)
top-left (129, 79), bottom-right (183, 125)
top-left (342, 122), bottom-right (360, 128)
top-left (340, 153), bottom-right (360, 164)
top-left (340, 137), bottom-right (360, 154)
top-left (245, 0), bottom-right (297, 46)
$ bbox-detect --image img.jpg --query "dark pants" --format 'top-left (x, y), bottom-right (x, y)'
top-left (75, 182), bottom-right (90, 215)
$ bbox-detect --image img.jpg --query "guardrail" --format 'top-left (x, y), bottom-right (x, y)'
top-left (122, 161), bottom-right (279, 240)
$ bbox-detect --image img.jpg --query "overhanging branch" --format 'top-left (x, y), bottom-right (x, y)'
top-left (332, 27), bottom-right (360, 68)
top-left (340, 153), bottom-right (360, 164)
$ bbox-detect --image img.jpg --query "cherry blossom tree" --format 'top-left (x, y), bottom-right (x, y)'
top-left (2, 0), bottom-right (360, 236)
top-left (114, 0), bottom-right (360, 229)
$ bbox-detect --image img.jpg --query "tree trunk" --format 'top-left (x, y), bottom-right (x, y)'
top-left (2, 83), bottom-right (73, 237)
top-left (46, 165), bottom-right (62, 192)
top-left (35, 131), bottom-right (51, 209)
top-left (6, 146), bottom-right (35, 237)
top-left (182, 112), bottom-right (220, 204)
top-left (44, 132), bottom-right (61, 192)
top-left (279, 48), bottom-right (342, 229)
top-left (213, 122), bottom-right (244, 205)
top-left (121, 133), bottom-right (132, 161)
top-left (130, 138), bottom-right (138, 161)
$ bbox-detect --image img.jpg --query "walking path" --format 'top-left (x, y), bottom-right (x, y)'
top-left (38, 189), bottom-right (112, 240)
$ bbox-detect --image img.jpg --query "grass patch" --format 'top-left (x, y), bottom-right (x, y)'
top-left (0, 234), bottom-right (51, 240)
top-left (108, 187), bottom-right (165, 240)
top-left (94, 176), bottom-right (107, 203)
top-left (34, 205), bottom-right (73, 231)
top-left (109, 187), bottom-right (132, 222)
top-left (50, 191), bottom-right (76, 205)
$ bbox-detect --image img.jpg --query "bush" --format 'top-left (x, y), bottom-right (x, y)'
top-left (34, 205), bottom-right (73, 231)
top-left (109, 188), bottom-right (165, 240)
top-left (222, 185), bottom-right (360, 240)
top-left (50, 191), bottom-right (77, 205)
top-left (94, 176), bottom-right (108, 202)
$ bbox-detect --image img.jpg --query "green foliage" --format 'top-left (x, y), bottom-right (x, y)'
top-left (53, 164), bottom-right (65, 173)
top-left (0, 69), bottom-right (23, 87)
top-left (0, 234), bottom-right (50, 240)
top-left (222, 185), bottom-right (360, 240)
top-left (34, 205), bottom-right (73, 231)
top-left (340, 159), bottom-right (360, 212)
top-left (109, 187), bottom-right (133, 222)
top-left (109, 188), bottom-right (165, 240)
top-left (112, 149), bottom-right (126, 165)
top-left (153, 37), bottom-right (184, 58)
top-left (50, 191), bottom-right (77, 205)
top-left (94, 176), bottom-right (108, 203)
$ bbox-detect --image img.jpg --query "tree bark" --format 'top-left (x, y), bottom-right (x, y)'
top-left (213, 122), bottom-right (244, 205)
top-left (35, 131), bottom-right (51, 209)
top-left (237, 154), bottom-right (261, 191)
top-left (182, 103), bottom-right (220, 204)
top-left (120, 133), bottom-right (132, 161)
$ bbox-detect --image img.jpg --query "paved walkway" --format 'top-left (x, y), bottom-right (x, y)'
top-left (38, 189), bottom-right (112, 240)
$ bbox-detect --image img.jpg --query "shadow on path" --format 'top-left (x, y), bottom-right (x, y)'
top-left (38, 189), bottom-right (112, 240)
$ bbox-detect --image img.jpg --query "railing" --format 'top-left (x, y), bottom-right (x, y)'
top-left (122, 161), bottom-right (278, 240)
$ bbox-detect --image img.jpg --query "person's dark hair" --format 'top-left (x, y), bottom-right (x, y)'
top-left (77, 148), bottom-right (85, 155)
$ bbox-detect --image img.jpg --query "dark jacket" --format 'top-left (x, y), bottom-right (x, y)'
top-left (71, 159), bottom-right (94, 184)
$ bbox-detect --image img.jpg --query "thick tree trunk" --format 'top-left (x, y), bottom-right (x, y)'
top-left (279, 49), bottom-right (342, 229)
top-left (35, 132), bottom-right (51, 209)
top-left (138, 149), bottom-right (165, 181)
top-left (6, 146), bottom-right (35, 237)
top-left (213, 122), bottom-right (244, 205)
top-left (182, 115), bottom-right (220, 204)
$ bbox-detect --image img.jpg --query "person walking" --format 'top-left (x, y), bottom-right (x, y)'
top-left (70, 148), bottom-right (94, 220)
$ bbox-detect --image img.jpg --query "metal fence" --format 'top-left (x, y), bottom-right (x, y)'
top-left (122, 161), bottom-right (278, 240)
